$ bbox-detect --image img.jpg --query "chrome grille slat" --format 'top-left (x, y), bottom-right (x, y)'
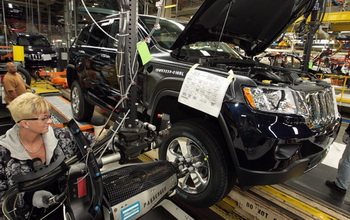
top-left (310, 93), bottom-right (321, 125)
top-left (318, 92), bottom-right (327, 124)
top-left (304, 88), bottom-right (336, 128)
top-left (29, 54), bottom-right (43, 60)
top-left (325, 90), bottom-right (335, 122)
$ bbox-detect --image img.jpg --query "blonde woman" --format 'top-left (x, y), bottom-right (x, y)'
top-left (0, 93), bottom-right (95, 219)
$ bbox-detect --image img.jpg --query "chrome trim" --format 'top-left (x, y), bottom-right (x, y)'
top-left (303, 88), bottom-right (337, 128)
top-left (29, 53), bottom-right (42, 60)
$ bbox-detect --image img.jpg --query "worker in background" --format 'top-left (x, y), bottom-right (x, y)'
top-left (3, 61), bottom-right (31, 103)
top-left (326, 124), bottom-right (350, 194)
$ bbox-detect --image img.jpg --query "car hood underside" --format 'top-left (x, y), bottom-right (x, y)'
top-left (171, 0), bottom-right (316, 56)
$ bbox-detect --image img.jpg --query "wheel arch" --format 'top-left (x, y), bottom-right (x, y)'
top-left (150, 91), bottom-right (240, 174)
top-left (66, 64), bottom-right (78, 89)
top-left (149, 91), bottom-right (207, 125)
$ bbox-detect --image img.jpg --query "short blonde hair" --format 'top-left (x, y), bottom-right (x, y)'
top-left (7, 93), bottom-right (51, 123)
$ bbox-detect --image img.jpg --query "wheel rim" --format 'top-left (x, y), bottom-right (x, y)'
top-left (71, 87), bottom-right (80, 114)
top-left (166, 137), bottom-right (210, 194)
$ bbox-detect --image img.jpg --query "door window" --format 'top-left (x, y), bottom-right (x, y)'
top-left (76, 26), bottom-right (90, 46)
top-left (88, 22), bottom-right (111, 47)
top-left (106, 20), bottom-right (119, 48)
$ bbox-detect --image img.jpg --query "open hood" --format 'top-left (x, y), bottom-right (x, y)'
top-left (171, 0), bottom-right (316, 56)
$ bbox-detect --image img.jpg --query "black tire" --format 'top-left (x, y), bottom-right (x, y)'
top-left (17, 65), bottom-right (31, 85)
top-left (158, 119), bottom-right (234, 207)
top-left (70, 80), bottom-right (94, 121)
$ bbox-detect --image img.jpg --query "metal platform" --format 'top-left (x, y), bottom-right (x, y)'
top-left (43, 95), bottom-right (93, 131)
top-left (285, 163), bottom-right (350, 217)
top-left (204, 163), bottom-right (350, 220)
top-left (140, 199), bottom-right (195, 220)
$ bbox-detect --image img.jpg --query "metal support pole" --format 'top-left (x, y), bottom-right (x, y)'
top-left (64, 0), bottom-right (71, 48)
top-left (127, 0), bottom-right (138, 128)
top-left (73, 0), bottom-right (77, 39)
top-left (1, 0), bottom-right (8, 46)
top-left (48, 4), bottom-right (51, 41)
top-left (37, 0), bottom-right (41, 32)
top-left (144, 0), bottom-right (149, 15)
top-left (26, 0), bottom-right (29, 24)
top-left (302, 0), bottom-right (324, 72)
top-left (163, 0), bottom-right (172, 18)
top-left (31, 0), bottom-right (34, 30)
top-left (176, 0), bottom-right (178, 19)
top-left (302, 21), bottom-right (318, 72)
top-left (117, 0), bottom-right (138, 128)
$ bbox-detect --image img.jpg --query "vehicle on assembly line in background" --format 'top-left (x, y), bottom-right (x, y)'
top-left (9, 32), bottom-right (58, 78)
top-left (67, 0), bottom-right (341, 208)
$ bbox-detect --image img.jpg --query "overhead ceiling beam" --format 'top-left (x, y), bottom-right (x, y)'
top-left (3, 0), bottom-right (64, 22)
top-left (4, 0), bottom-right (63, 7)
top-left (287, 11), bottom-right (350, 33)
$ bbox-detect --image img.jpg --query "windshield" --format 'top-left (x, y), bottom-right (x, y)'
top-left (185, 41), bottom-right (242, 59)
top-left (140, 16), bottom-right (184, 50)
top-left (140, 16), bottom-right (242, 59)
top-left (17, 35), bottom-right (50, 47)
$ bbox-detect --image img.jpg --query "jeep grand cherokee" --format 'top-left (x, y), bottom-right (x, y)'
top-left (67, 0), bottom-right (341, 207)
top-left (11, 32), bottom-right (58, 70)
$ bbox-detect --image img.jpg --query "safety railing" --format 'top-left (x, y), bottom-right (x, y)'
top-left (0, 46), bottom-right (13, 60)
top-left (316, 73), bottom-right (350, 106)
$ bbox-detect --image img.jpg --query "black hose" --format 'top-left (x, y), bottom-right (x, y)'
top-left (2, 186), bottom-right (19, 220)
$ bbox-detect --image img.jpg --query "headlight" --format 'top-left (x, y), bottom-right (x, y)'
top-left (243, 86), bottom-right (300, 114)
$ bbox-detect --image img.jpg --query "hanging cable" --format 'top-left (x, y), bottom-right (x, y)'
top-left (80, 0), bottom-right (119, 42)
top-left (78, 0), bottom-right (165, 159)
top-left (144, 0), bottom-right (164, 42)
top-left (98, 109), bottom-right (131, 162)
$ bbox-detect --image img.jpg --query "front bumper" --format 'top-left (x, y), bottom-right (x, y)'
top-left (25, 57), bottom-right (58, 68)
top-left (223, 103), bottom-right (341, 187)
top-left (237, 157), bottom-right (310, 187)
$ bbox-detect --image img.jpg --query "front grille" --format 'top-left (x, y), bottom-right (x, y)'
top-left (302, 88), bottom-right (337, 128)
top-left (29, 54), bottom-right (42, 60)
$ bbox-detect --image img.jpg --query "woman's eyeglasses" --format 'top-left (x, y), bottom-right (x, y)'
top-left (17, 115), bottom-right (52, 123)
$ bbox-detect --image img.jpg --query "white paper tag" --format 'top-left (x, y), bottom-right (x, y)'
top-left (42, 54), bottom-right (51, 61)
top-left (178, 65), bottom-right (232, 118)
